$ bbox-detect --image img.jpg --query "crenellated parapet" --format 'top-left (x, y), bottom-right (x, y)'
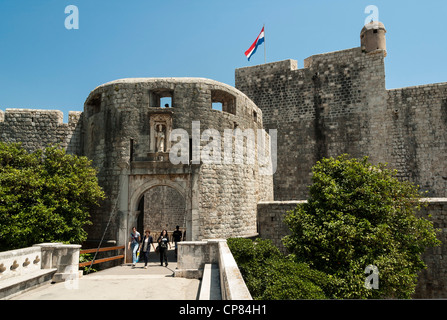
top-left (0, 108), bottom-right (83, 154)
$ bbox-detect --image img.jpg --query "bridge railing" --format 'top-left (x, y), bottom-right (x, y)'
top-left (175, 239), bottom-right (252, 300)
top-left (79, 246), bottom-right (125, 268)
top-left (0, 243), bottom-right (81, 299)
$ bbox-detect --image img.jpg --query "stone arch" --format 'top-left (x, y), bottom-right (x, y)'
top-left (128, 178), bottom-right (192, 242)
top-left (142, 185), bottom-right (186, 234)
top-left (130, 179), bottom-right (188, 213)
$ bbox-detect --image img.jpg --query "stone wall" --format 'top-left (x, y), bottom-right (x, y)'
top-left (236, 48), bottom-right (388, 201)
top-left (82, 78), bottom-right (273, 246)
top-left (414, 198), bottom-right (447, 298)
top-left (0, 109), bottom-right (82, 154)
top-left (236, 47), bottom-right (447, 201)
top-left (387, 84), bottom-right (447, 197)
top-left (175, 239), bottom-right (252, 300)
top-left (143, 185), bottom-right (186, 232)
top-left (257, 198), bottom-right (447, 298)
top-left (257, 201), bottom-right (304, 254)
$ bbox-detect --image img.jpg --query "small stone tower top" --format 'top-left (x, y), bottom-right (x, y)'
top-left (360, 20), bottom-right (387, 57)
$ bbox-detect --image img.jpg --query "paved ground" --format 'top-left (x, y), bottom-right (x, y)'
top-left (11, 248), bottom-right (201, 300)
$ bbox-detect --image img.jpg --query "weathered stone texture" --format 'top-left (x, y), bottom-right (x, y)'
top-left (414, 199), bottom-right (447, 298)
top-left (236, 48), bottom-right (388, 200)
top-left (387, 84), bottom-right (447, 196)
top-left (236, 48), bottom-right (447, 201)
top-left (0, 109), bottom-right (82, 154)
top-left (81, 78), bottom-right (273, 244)
top-left (257, 201), bottom-right (304, 254)
top-left (143, 185), bottom-right (186, 232)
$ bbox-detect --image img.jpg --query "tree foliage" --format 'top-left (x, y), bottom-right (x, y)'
top-left (0, 142), bottom-right (105, 251)
top-left (227, 237), bottom-right (332, 299)
top-left (283, 154), bottom-right (440, 298)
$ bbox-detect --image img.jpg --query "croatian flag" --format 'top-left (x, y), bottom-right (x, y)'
top-left (245, 26), bottom-right (265, 61)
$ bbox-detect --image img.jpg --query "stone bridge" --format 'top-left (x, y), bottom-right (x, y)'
top-left (0, 240), bottom-right (251, 300)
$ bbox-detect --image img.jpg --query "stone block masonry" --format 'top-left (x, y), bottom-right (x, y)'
top-left (414, 198), bottom-right (447, 298)
top-left (0, 109), bottom-right (82, 154)
top-left (257, 201), bottom-right (304, 254)
top-left (81, 78), bottom-right (273, 251)
top-left (236, 48), bottom-right (389, 200)
top-left (387, 83), bottom-right (447, 197)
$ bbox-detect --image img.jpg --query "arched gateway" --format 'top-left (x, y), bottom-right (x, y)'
top-left (81, 78), bottom-right (274, 262)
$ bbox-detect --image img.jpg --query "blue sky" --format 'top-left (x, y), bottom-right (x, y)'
top-left (0, 0), bottom-right (446, 122)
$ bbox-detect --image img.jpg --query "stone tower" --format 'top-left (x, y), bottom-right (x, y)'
top-left (81, 78), bottom-right (273, 253)
top-left (360, 20), bottom-right (387, 57)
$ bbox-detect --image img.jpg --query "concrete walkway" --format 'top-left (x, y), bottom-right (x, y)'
top-left (11, 248), bottom-right (201, 300)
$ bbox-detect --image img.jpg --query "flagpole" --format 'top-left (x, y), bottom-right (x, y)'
top-left (263, 23), bottom-right (266, 64)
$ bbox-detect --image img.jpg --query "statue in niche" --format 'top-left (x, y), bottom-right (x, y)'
top-left (155, 124), bottom-right (165, 153)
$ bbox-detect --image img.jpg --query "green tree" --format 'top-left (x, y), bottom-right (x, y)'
top-left (283, 154), bottom-right (440, 299)
top-left (227, 237), bottom-right (331, 299)
top-left (0, 142), bottom-right (105, 251)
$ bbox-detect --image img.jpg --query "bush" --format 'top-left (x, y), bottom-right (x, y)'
top-left (0, 142), bottom-right (105, 251)
top-left (227, 237), bottom-right (331, 299)
top-left (283, 154), bottom-right (441, 299)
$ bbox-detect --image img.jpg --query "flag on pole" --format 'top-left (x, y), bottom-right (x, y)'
top-left (245, 26), bottom-right (265, 61)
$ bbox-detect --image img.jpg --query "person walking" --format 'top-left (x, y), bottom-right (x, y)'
top-left (140, 230), bottom-right (156, 269)
top-left (172, 225), bottom-right (182, 258)
top-left (157, 229), bottom-right (171, 267)
top-left (128, 227), bottom-right (141, 268)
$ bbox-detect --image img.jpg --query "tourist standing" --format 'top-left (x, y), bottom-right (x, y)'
top-left (140, 230), bottom-right (156, 269)
top-left (128, 227), bottom-right (141, 268)
top-left (157, 229), bottom-right (171, 266)
top-left (172, 225), bottom-right (182, 258)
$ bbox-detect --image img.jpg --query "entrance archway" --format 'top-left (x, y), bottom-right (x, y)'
top-left (142, 185), bottom-right (187, 236)
top-left (128, 176), bottom-right (194, 260)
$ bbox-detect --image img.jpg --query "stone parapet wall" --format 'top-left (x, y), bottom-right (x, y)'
top-left (175, 239), bottom-right (252, 300)
top-left (0, 243), bottom-right (81, 299)
top-left (0, 109), bottom-right (82, 154)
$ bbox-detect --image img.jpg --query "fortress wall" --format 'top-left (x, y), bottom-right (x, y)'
top-left (414, 198), bottom-right (447, 298)
top-left (257, 198), bottom-right (447, 298)
top-left (236, 48), bottom-right (388, 200)
top-left (387, 83), bottom-right (447, 197)
top-left (0, 109), bottom-right (83, 154)
top-left (257, 200), bottom-right (304, 254)
top-left (83, 78), bottom-right (273, 242)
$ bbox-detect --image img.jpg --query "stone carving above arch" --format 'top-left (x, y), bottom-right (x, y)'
top-left (149, 110), bottom-right (173, 156)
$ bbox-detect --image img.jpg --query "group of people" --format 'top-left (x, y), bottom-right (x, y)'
top-left (127, 226), bottom-right (184, 268)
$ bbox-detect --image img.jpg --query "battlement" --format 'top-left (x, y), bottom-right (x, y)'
top-left (235, 47), bottom-right (365, 80)
top-left (0, 108), bottom-right (83, 154)
top-left (235, 59), bottom-right (299, 78)
top-left (0, 109), bottom-right (82, 127)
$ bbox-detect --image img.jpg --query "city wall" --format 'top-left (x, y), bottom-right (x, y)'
top-left (236, 48), bottom-right (447, 201)
top-left (0, 109), bottom-right (82, 154)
